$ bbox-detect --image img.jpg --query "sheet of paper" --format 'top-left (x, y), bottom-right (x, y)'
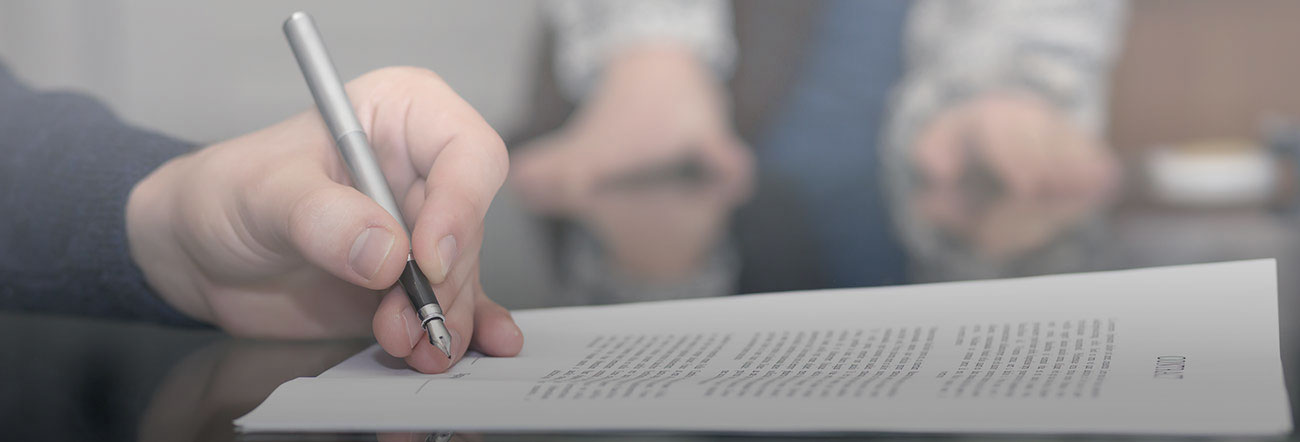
top-left (236, 260), bottom-right (1292, 435)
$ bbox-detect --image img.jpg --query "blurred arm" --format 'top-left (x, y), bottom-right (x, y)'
top-left (884, 0), bottom-right (1128, 179)
top-left (0, 62), bottom-right (202, 324)
top-left (883, 0), bottom-right (1128, 281)
top-left (535, 0), bottom-right (744, 303)
top-left (544, 0), bottom-right (738, 100)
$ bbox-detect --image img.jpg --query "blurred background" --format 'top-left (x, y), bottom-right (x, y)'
top-left (5, 0), bottom-right (1300, 305)
top-left (9, 1), bottom-right (1300, 440)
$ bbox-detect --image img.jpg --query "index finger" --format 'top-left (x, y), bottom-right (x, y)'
top-left (346, 67), bottom-right (514, 368)
top-left (348, 67), bottom-right (509, 283)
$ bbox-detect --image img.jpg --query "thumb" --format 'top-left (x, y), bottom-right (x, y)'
top-left (251, 166), bottom-right (411, 290)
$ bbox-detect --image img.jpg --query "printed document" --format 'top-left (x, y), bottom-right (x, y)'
top-left (237, 260), bottom-right (1292, 435)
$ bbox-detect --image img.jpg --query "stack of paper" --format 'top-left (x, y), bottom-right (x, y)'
top-left (238, 260), bottom-right (1292, 435)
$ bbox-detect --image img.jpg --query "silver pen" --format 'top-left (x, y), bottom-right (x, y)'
top-left (283, 11), bottom-right (453, 358)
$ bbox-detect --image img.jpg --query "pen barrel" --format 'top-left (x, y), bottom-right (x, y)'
top-left (284, 11), bottom-right (441, 322)
top-left (336, 132), bottom-right (408, 230)
top-left (398, 259), bottom-right (442, 312)
top-left (283, 12), bottom-right (364, 138)
top-left (284, 12), bottom-right (408, 231)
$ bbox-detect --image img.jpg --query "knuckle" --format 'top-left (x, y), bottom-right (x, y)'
top-left (444, 189), bottom-right (482, 231)
top-left (355, 66), bottom-right (446, 93)
top-left (382, 66), bottom-right (443, 82)
top-left (484, 131), bottom-right (510, 185)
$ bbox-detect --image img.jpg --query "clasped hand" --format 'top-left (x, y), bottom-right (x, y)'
top-left (910, 91), bottom-right (1119, 259)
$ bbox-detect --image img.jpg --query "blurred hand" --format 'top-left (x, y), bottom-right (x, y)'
top-left (912, 185), bottom-right (1104, 260)
top-left (126, 67), bottom-right (522, 374)
top-left (512, 47), bottom-right (752, 280)
top-left (909, 90), bottom-right (1117, 258)
top-left (913, 90), bottom-right (1118, 198)
top-left (140, 339), bottom-right (367, 442)
top-left (512, 46), bottom-right (753, 216)
top-left (583, 171), bottom-right (739, 280)
top-left (140, 338), bottom-right (479, 442)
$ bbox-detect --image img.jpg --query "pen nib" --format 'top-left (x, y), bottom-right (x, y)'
top-left (424, 318), bottom-right (453, 359)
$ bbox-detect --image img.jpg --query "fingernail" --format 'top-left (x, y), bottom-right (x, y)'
top-left (507, 311), bottom-right (522, 337)
top-left (431, 235), bottom-right (458, 283)
top-left (400, 307), bottom-right (423, 349)
top-left (349, 227), bottom-right (395, 280)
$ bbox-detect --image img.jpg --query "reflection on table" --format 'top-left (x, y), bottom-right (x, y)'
top-left (5, 202), bottom-right (1300, 441)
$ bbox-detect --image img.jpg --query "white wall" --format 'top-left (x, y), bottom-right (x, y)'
top-left (0, 0), bottom-right (544, 144)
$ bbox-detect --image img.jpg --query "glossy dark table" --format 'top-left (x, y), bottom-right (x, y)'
top-left (5, 209), bottom-right (1300, 441)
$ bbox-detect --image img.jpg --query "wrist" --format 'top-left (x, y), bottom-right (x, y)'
top-left (580, 44), bottom-right (732, 138)
top-left (126, 153), bottom-right (214, 324)
top-left (600, 44), bottom-right (725, 96)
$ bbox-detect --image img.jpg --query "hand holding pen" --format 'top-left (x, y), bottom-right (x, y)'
top-left (126, 13), bottom-right (522, 374)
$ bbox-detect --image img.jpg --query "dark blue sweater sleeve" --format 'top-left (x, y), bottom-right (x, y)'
top-left (0, 63), bottom-right (205, 326)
